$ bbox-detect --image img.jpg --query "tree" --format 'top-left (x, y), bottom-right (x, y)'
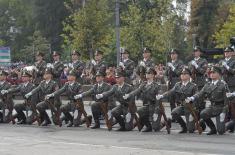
top-left (214, 4), bottom-right (235, 48)
top-left (20, 30), bottom-right (50, 63)
top-left (62, 0), bottom-right (114, 60)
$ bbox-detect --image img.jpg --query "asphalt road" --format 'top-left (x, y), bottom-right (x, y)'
top-left (0, 103), bottom-right (235, 155)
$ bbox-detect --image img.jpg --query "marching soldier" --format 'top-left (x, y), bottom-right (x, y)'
top-left (33, 52), bottom-right (47, 85)
top-left (51, 51), bottom-right (64, 86)
top-left (123, 67), bottom-right (169, 132)
top-left (186, 66), bottom-right (229, 135)
top-left (25, 68), bottom-right (59, 126)
top-left (157, 68), bottom-right (198, 133)
top-left (74, 70), bottom-right (111, 129)
top-left (69, 50), bottom-right (85, 84)
top-left (137, 47), bottom-right (155, 70)
top-left (88, 50), bottom-right (107, 83)
top-left (46, 70), bottom-right (88, 127)
top-left (165, 49), bottom-right (184, 120)
top-left (219, 46), bottom-right (235, 132)
top-left (1, 71), bottom-right (36, 124)
top-left (95, 69), bottom-right (134, 131)
top-left (119, 49), bottom-right (135, 84)
top-left (0, 70), bottom-right (13, 123)
top-left (188, 46), bottom-right (208, 91)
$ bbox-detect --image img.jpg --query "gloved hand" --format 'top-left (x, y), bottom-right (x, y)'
top-left (1, 90), bottom-right (8, 95)
top-left (226, 92), bottom-right (235, 98)
top-left (185, 97), bottom-right (195, 103)
top-left (167, 62), bottom-right (175, 71)
top-left (156, 95), bottom-right (163, 100)
top-left (96, 94), bottom-right (103, 99)
top-left (91, 59), bottom-right (97, 66)
top-left (222, 61), bottom-right (230, 70)
top-left (25, 92), bottom-right (32, 99)
top-left (74, 94), bottom-right (83, 100)
top-left (191, 60), bottom-right (198, 68)
top-left (139, 61), bottom-right (146, 67)
top-left (119, 62), bottom-right (125, 69)
top-left (123, 94), bottom-right (130, 100)
top-left (45, 93), bottom-right (54, 100)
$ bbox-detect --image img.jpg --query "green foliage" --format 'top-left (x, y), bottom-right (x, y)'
top-left (214, 4), bottom-right (235, 48)
top-left (20, 30), bottom-right (50, 63)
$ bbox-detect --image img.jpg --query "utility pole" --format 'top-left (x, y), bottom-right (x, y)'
top-left (115, 0), bottom-right (120, 67)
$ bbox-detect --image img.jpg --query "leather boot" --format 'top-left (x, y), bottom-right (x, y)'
top-left (205, 119), bottom-right (217, 135)
top-left (142, 122), bottom-right (152, 132)
top-left (91, 119), bottom-right (100, 129)
top-left (177, 117), bottom-right (187, 133)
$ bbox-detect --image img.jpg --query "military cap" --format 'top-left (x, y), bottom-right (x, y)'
top-left (96, 70), bottom-right (106, 77)
top-left (170, 48), bottom-right (179, 55)
top-left (21, 71), bottom-right (32, 77)
top-left (143, 47), bottom-right (152, 53)
top-left (210, 66), bottom-right (221, 75)
top-left (115, 69), bottom-right (126, 78)
top-left (44, 68), bottom-right (53, 75)
top-left (224, 46), bottom-right (234, 52)
top-left (68, 69), bottom-right (77, 77)
top-left (181, 67), bottom-right (191, 75)
top-left (121, 48), bottom-right (129, 54)
top-left (71, 50), bottom-right (81, 56)
top-left (95, 50), bottom-right (103, 56)
top-left (146, 67), bottom-right (156, 75)
top-left (52, 51), bottom-right (61, 56)
top-left (0, 70), bottom-right (9, 76)
top-left (36, 52), bottom-right (44, 57)
top-left (193, 46), bottom-right (202, 52)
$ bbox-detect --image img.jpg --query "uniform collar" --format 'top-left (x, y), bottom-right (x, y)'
top-left (182, 81), bottom-right (189, 86)
top-left (225, 57), bottom-right (231, 62)
top-left (212, 80), bottom-right (219, 85)
top-left (194, 57), bottom-right (200, 61)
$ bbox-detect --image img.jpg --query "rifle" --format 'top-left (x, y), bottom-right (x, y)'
top-left (45, 98), bottom-right (62, 127)
top-left (99, 102), bottom-right (112, 131)
top-left (75, 99), bottom-right (91, 127)
top-left (25, 98), bottom-right (41, 125)
top-left (159, 101), bottom-right (170, 134)
top-left (1, 94), bottom-right (15, 124)
top-left (183, 101), bottom-right (203, 135)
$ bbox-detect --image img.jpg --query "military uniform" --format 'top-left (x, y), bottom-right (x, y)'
top-left (69, 60), bottom-right (85, 83)
top-left (128, 80), bottom-right (162, 132)
top-left (192, 67), bottom-right (229, 135)
top-left (53, 81), bottom-right (82, 126)
top-left (34, 60), bottom-right (47, 85)
top-left (219, 47), bottom-right (235, 132)
top-left (165, 49), bottom-right (184, 116)
top-left (51, 61), bottom-right (64, 86)
top-left (7, 81), bottom-right (36, 124)
top-left (102, 80), bottom-right (134, 131)
top-left (28, 79), bottom-right (59, 125)
top-left (80, 81), bottom-right (111, 128)
top-left (0, 79), bottom-right (13, 123)
top-left (163, 81), bottom-right (198, 133)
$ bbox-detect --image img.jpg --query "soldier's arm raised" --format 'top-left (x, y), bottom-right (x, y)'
top-left (102, 85), bottom-right (116, 98)
top-left (81, 86), bottom-right (95, 97)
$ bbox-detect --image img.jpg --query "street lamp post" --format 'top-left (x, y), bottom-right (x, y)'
top-left (115, 0), bottom-right (120, 67)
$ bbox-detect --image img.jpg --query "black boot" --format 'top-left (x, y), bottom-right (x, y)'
top-left (199, 119), bottom-right (206, 131)
top-left (91, 119), bottom-right (100, 129)
top-left (67, 121), bottom-right (73, 127)
top-left (177, 117), bottom-right (187, 133)
top-left (41, 111), bottom-right (51, 126)
top-left (142, 122), bottom-right (152, 132)
top-left (115, 116), bottom-right (126, 131)
top-left (205, 119), bottom-right (217, 135)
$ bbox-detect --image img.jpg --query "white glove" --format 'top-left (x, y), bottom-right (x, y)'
top-left (46, 63), bottom-right (54, 68)
top-left (156, 95), bottom-right (163, 100)
top-left (1, 90), bottom-right (8, 95)
top-left (167, 62), bottom-right (175, 71)
top-left (226, 92), bottom-right (235, 98)
top-left (191, 60), bottom-right (198, 68)
top-left (119, 62), bottom-right (125, 69)
top-left (139, 61), bottom-right (146, 67)
top-left (25, 92), bottom-right (32, 99)
top-left (185, 97), bottom-right (195, 103)
top-left (74, 94), bottom-right (83, 100)
top-left (96, 94), bottom-right (103, 99)
top-left (91, 59), bottom-right (96, 66)
top-left (123, 94), bottom-right (130, 100)
top-left (222, 61), bottom-right (230, 70)
top-left (45, 93), bottom-right (54, 100)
